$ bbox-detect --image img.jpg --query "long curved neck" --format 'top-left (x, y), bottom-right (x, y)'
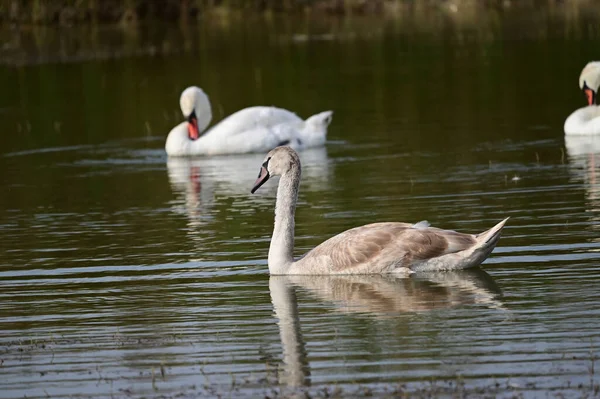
top-left (194, 103), bottom-right (212, 134)
top-left (269, 164), bottom-right (301, 275)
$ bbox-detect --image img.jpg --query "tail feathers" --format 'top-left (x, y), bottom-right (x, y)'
top-left (409, 217), bottom-right (508, 272)
top-left (455, 217), bottom-right (508, 270)
top-left (476, 217), bottom-right (509, 248)
top-left (305, 110), bottom-right (333, 129)
top-left (295, 111), bottom-right (333, 148)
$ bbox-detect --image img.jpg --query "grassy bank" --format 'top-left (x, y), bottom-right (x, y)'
top-left (0, 0), bottom-right (597, 25)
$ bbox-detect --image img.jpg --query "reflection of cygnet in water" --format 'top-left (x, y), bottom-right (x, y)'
top-left (269, 276), bottom-right (311, 389)
top-left (268, 271), bottom-right (504, 388)
top-left (166, 147), bottom-right (331, 223)
top-left (271, 270), bottom-right (503, 317)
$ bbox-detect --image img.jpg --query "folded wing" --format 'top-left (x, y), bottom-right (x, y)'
top-left (300, 222), bottom-right (478, 273)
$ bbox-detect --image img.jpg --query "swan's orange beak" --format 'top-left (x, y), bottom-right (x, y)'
top-left (187, 117), bottom-right (199, 140)
top-left (251, 166), bottom-right (270, 194)
top-left (585, 88), bottom-right (595, 106)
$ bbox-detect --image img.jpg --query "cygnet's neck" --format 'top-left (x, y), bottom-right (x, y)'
top-left (269, 164), bottom-right (301, 275)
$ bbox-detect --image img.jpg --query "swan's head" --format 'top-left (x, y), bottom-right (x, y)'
top-left (251, 146), bottom-right (300, 194)
top-left (179, 86), bottom-right (212, 141)
top-left (579, 62), bottom-right (600, 106)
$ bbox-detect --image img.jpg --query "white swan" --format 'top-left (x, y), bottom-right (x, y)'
top-left (165, 86), bottom-right (333, 156)
top-left (251, 146), bottom-right (509, 275)
top-left (565, 61), bottom-right (600, 135)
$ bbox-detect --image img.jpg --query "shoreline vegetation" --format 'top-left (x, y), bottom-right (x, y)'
top-left (0, 0), bottom-right (597, 25)
top-left (2, 0), bottom-right (600, 67)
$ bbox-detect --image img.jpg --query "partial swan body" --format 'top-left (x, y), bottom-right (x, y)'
top-left (251, 146), bottom-right (508, 275)
top-left (565, 61), bottom-right (600, 135)
top-left (165, 86), bottom-right (333, 156)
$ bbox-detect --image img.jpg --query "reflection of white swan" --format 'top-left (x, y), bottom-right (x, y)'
top-left (565, 62), bottom-right (600, 135)
top-left (565, 135), bottom-right (600, 189)
top-left (166, 147), bottom-right (331, 224)
top-left (252, 147), bottom-right (508, 275)
top-left (165, 86), bottom-right (333, 156)
top-left (565, 135), bottom-right (600, 234)
top-left (268, 271), bottom-right (503, 387)
top-left (565, 134), bottom-right (600, 158)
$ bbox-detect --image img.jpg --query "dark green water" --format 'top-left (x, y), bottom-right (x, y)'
top-left (2, 9), bottom-right (600, 398)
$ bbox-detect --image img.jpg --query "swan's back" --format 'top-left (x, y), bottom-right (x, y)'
top-left (205, 106), bottom-right (301, 137)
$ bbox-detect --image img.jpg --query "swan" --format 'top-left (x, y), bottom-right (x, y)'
top-left (251, 146), bottom-right (509, 275)
top-left (565, 61), bottom-right (600, 135)
top-left (165, 86), bottom-right (333, 156)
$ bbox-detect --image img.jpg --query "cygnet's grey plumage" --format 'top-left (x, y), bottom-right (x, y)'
top-left (251, 146), bottom-right (508, 275)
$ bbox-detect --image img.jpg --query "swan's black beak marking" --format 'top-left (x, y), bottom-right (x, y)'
top-left (251, 158), bottom-right (271, 194)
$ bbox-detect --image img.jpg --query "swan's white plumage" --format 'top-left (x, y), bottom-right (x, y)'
top-left (166, 86), bottom-right (333, 156)
top-left (252, 146), bottom-right (508, 275)
top-left (579, 62), bottom-right (600, 93)
top-left (179, 86), bottom-right (212, 133)
top-left (565, 61), bottom-right (600, 136)
top-left (565, 106), bottom-right (600, 135)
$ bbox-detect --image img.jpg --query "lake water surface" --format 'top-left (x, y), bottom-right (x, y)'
top-left (2, 9), bottom-right (600, 398)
